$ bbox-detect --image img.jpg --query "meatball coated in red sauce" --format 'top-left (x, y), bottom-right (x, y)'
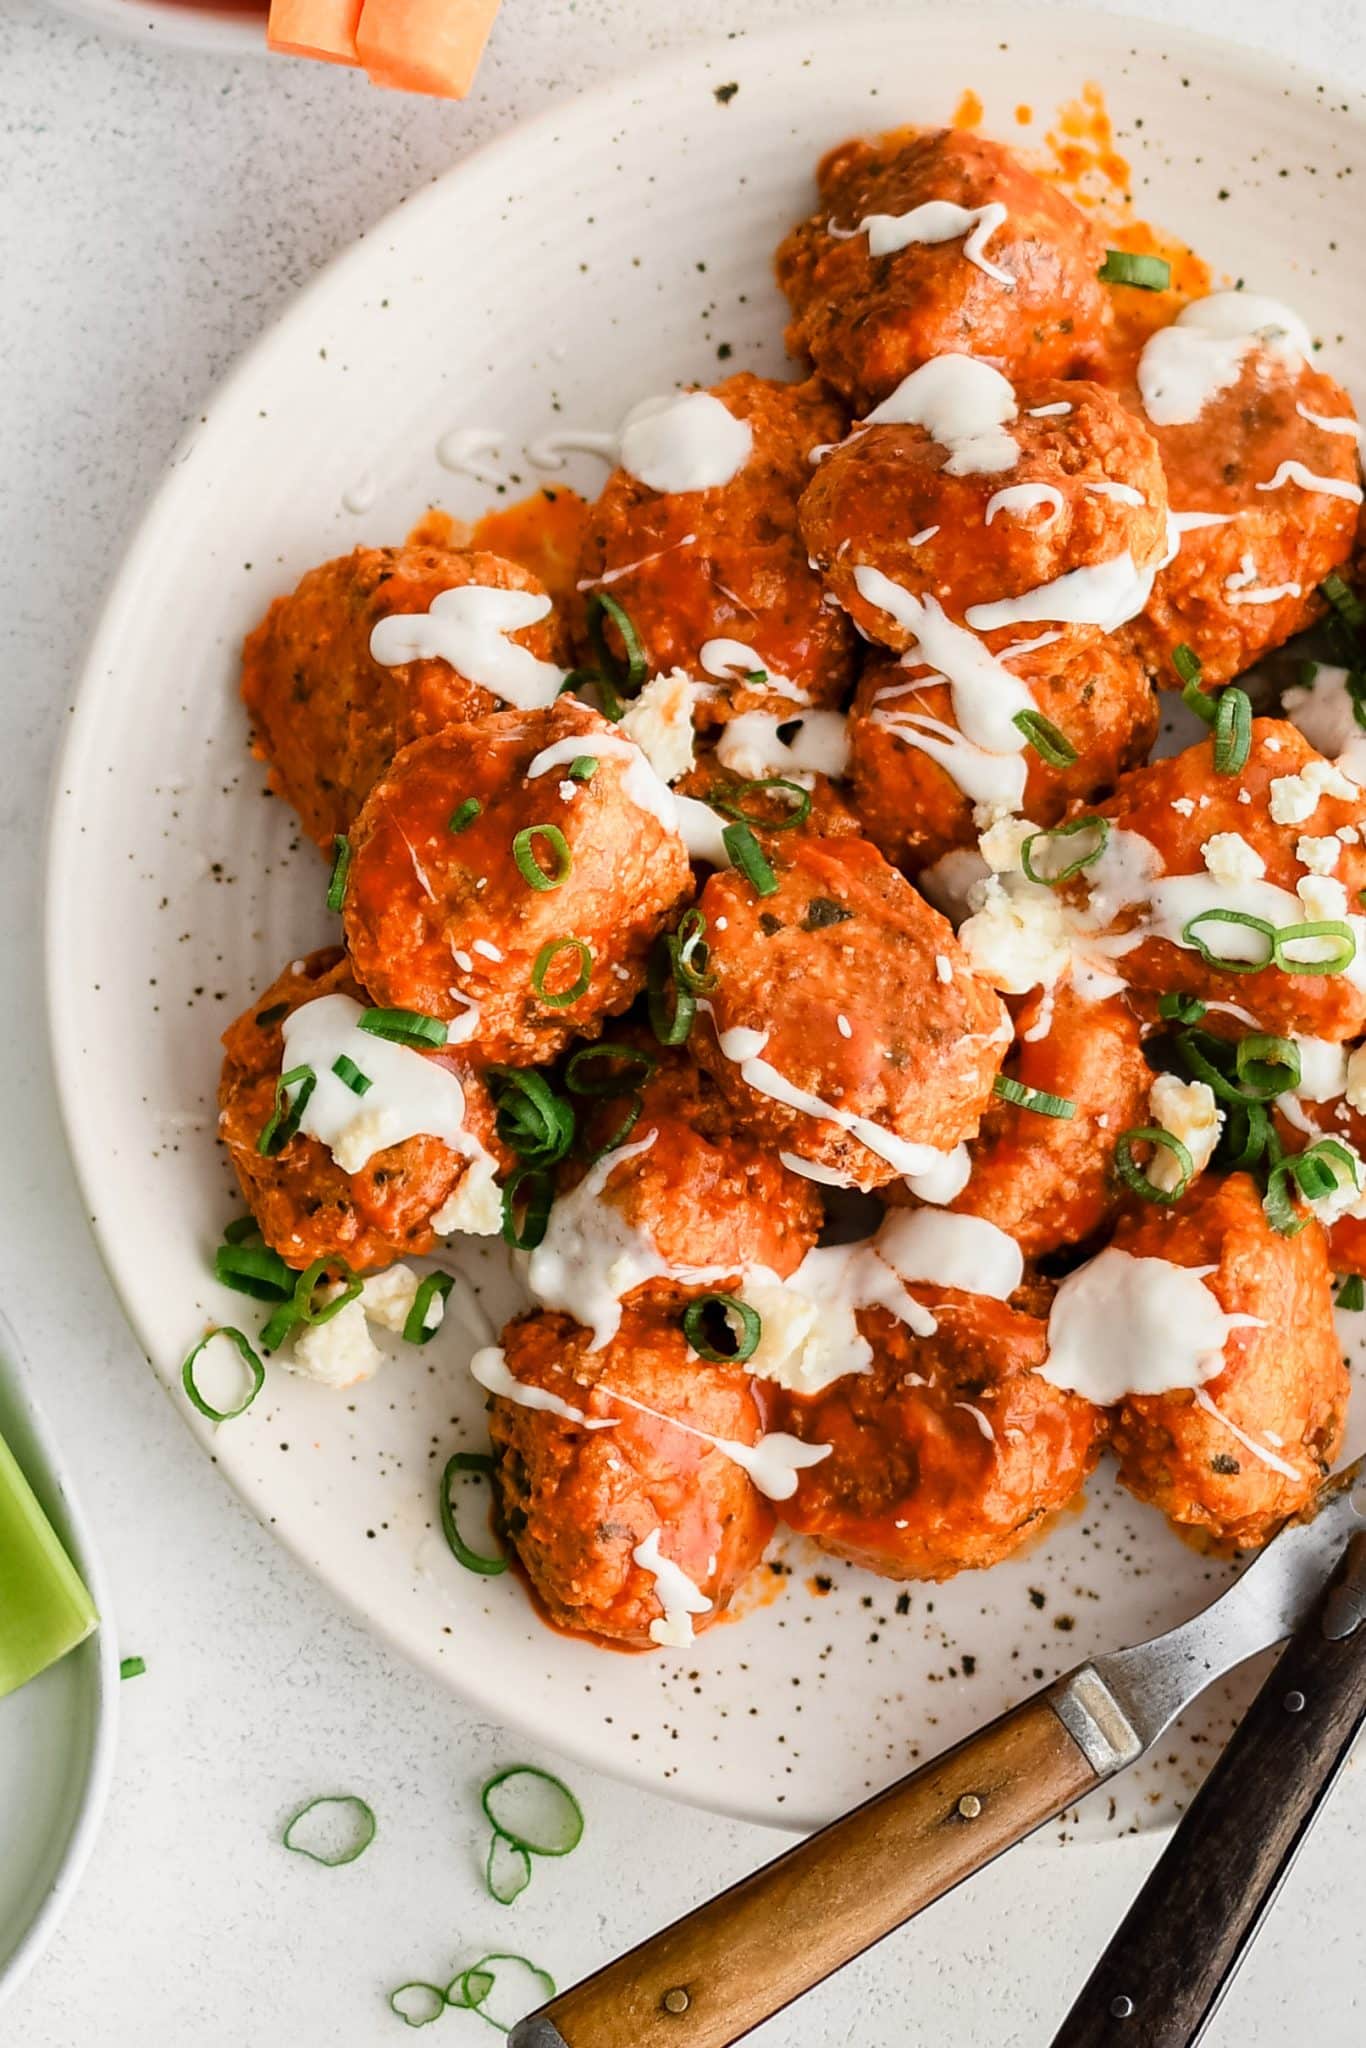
top-left (677, 754), bottom-right (864, 842)
top-left (947, 984), bottom-right (1152, 1259)
top-left (689, 833), bottom-right (1009, 1187)
top-left (848, 637), bottom-right (1158, 875)
top-left (774, 129), bottom-right (1112, 409)
top-left (575, 374), bottom-right (858, 718)
top-left (800, 377), bottom-right (1169, 661)
top-left (343, 700), bottom-right (692, 1065)
top-left (1122, 351), bottom-right (1361, 689)
top-left (774, 1296), bottom-right (1103, 1580)
top-left (488, 1309), bottom-right (775, 1649)
top-left (217, 949), bottom-right (502, 1272)
top-left (240, 545), bottom-right (562, 850)
top-left (1086, 718), bottom-right (1366, 1041)
top-left (1107, 1174), bottom-right (1347, 1549)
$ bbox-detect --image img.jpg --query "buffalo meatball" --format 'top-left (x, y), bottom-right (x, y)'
top-left (218, 949), bottom-right (503, 1271)
top-left (343, 700), bottom-right (692, 1064)
top-left (241, 545), bottom-right (564, 849)
top-left (1104, 1173), bottom-right (1347, 1547)
top-left (486, 1308), bottom-right (775, 1649)
top-left (774, 1294), bottom-right (1103, 1580)
top-left (689, 832), bottom-right (1009, 1188)
top-left (775, 129), bottom-right (1112, 409)
top-left (575, 374), bottom-right (857, 721)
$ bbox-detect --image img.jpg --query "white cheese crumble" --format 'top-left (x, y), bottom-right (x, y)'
top-left (289, 1299), bottom-right (382, 1389)
top-left (619, 668), bottom-right (703, 785)
top-left (1170, 797), bottom-right (1196, 818)
top-left (1346, 1045), bottom-right (1366, 1115)
top-left (1148, 1074), bottom-right (1223, 1192)
top-left (1296, 873), bottom-right (1350, 923)
top-left (1297, 835), bottom-right (1342, 875)
top-left (978, 813), bottom-right (1040, 874)
top-left (1268, 757), bottom-right (1358, 826)
top-left (1201, 833), bottom-right (1265, 885)
top-left (430, 1155), bottom-right (503, 1238)
top-left (956, 874), bottom-right (1072, 994)
top-left (935, 954), bottom-right (954, 985)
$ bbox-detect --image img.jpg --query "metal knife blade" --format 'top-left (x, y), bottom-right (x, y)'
top-left (1048, 1454), bottom-right (1366, 1773)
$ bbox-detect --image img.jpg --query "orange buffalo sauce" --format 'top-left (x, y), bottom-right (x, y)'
top-left (406, 488), bottom-right (590, 610)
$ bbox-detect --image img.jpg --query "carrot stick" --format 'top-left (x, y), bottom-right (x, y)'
top-left (267, 0), bottom-right (363, 65)
top-left (355, 0), bottom-right (501, 98)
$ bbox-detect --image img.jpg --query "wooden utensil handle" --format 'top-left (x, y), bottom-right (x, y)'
top-left (510, 1693), bottom-right (1100, 2048)
top-left (1050, 1529), bottom-right (1366, 2048)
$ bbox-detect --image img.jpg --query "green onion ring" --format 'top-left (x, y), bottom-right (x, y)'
top-left (682, 1292), bottom-right (763, 1364)
top-left (480, 1765), bottom-right (585, 1858)
top-left (708, 777), bottom-right (812, 832)
top-left (647, 935), bottom-right (695, 1046)
top-left (501, 1166), bottom-right (554, 1251)
top-left (513, 824), bottom-right (573, 893)
top-left (565, 1043), bottom-right (658, 1097)
top-left (1212, 687), bottom-right (1252, 775)
top-left (1234, 1033), bottom-right (1301, 1098)
top-left (1265, 1137), bottom-right (1361, 1238)
top-left (181, 1327), bottom-right (265, 1423)
top-left (586, 591), bottom-right (648, 692)
top-left (446, 1955), bottom-right (557, 2030)
top-left (992, 1075), bottom-right (1077, 1120)
top-left (567, 755), bottom-right (598, 783)
top-left (281, 1792), bottom-right (377, 1867)
top-left (256, 1063), bottom-right (316, 1156)
top-left (439, 1451), bottom-right (508, 1576)
top-left (486, 1831), bottom-right (533, 1905)
top-left (1172, 642), bottom-right (1204, 688)
top-left (1321, 570), bottom-right (1366, 635)
top-left (582, 1092), bottom-right (644, 1165)
top-left (722, 820), bottom-right (779, 896)
top-left (325, 834), bottom-right (351, 913)
top-left (1019, 816), bottom-right (1108, 887)
top-left (1158, 992), bottom-right (1206, 1024)
top-left (489, 1067), bottom-right (577, 1164)
top-left (387, 1984), bottom-right (447, 2029)
top-left (1218, 1099), bottom-right (1271, 1172)
top-left (222, 1213), bottom-right (259, 1245)
top-left (1012, 709), bottom-right (1078, 767)
top-left (212, 1239), bottom-right (295, 1302)
top-left (448, 797), bottom-right (482, 835)
top-left (1337, 1274), bottom-right (1365, 1311)
top-left (1272, 921), bottom-right (1357, 976)
top-left (292, 1256), bottom-right (363, 1327)
top-left (531, 937), bottom-right (593, 1008)
top-left (1180, 909), bottom-right (1276, 974)
top-left (403, 1271), bottom-right (454, 1346)
top-left (1098, 248), bottom-right (1172, 289)
top-left (330, 1053), bottom-right (372, 1097)
top-left (1114, 1127), bottom-right (1195, 1205)
top-left (357, 1007), bottom-right (448, 1048)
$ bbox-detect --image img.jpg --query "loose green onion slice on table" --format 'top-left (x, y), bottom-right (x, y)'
top-left (647, 933), bottom-right (696, 1046)
top-left (1272, 921), bottom-right (1357, 975)
top-left (280, 1793), bottom-right (377, 1867)
top-left (0, 1424), bottom-right (98, 1700)
top-left (387, 1983), bottom-right (447, 2029)
top-left (1264, 1138), bottom-right (1360, 1236)
top-left (357, 1007), bottom-right (449, 1049)
top-left (1181, 909), bottom-right (1276, 973)
top-left (439, 1451), bottom-right (508, 1576)
top-left (992, 1075), bottom-right (1077, 1120)
top-left (446, 1954), bottom-right (557, 2030)
top-left (567, 755), bottom-right (598, 783)
top-left (212, 1238), bottom-right (294, 1302)
top-left (723, 820), bottom-right (778, 896)
top-left (1212, 686), bottom-right (1252, 775)
top-left (1114, 1127), bottom-right (1195, 1205)
top-left (119, 1655), bottom-right (147, 1681)
top-left (682, 1292), bottom-right (763, 1364)
top-left (513, 823), bottom-right (573, 892)
top-left (331, 1053), bottom-right (372, 1096)
top-left (501, 1166), bottom-right (554, 1251)
top-left (1012, 709), bottom-right (1078, 767)
top-left (709, 776), bottom-right (812, 831)
top-left (486, 1831), bottom-right (533, 1905)
top-left (1158, 992), bottom-right (1206, 1024)
top-left (448, 797), bottom-right (482, 835)
top-left (480, 1766), bottom-right (585, 1858)
top-left (256, 1063), bottom-right (315, 1156)
top-left (1337, 1274), bottom-right (1366, 1311)
top-left (585, 590), bottom-right (648, 695)
top-left (1098, 248), bottom-right (1172, 290)
top-left (181, 1327), bottom-right (266, 1422)
top-left (403, 1271), bottom-right (454, 1346)
top-left (1020, 816), bottom-right (1109, 886)
top-left (325, 834), bottom-right (351, 912)
top-left (489, 1067), bottom-right (576, 1165)
top-left (531, 936), bottom-right (593, 1008)
top-left (565, 1043), bottom-right (658, 1097)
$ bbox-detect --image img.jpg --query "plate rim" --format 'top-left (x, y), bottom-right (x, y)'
top-left (41, 5), bottom-right (1366, 1830)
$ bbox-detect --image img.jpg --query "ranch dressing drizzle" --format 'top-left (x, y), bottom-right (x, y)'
top-left (863, 356), bottom-right (1020, 476)
top-left (524, 732), bottom-right (682, 838)
top-left (984, 482), bottom-right (1064, 527)
top-left (603, 1385), bottom-right (832, 1501)
top-left (964, 551), bottom-right (1157, 634)
top-left (435, 427), bottom-right (515, 489)
top-left (1039, 1247), bottom-right (1262, 1403)
top-left (1295, 401), bottom-right (1365, 445)
top-left (1192, 1388), bottom-right (1300, 1480)
top-left (778, 1150), bottom-right (858, 1189)
top-left (740, 1244), bottom-right (935, 1396)
top-left (700, 638), bottom-right (810, 705)
top-left (1255, 460), bottom-right (1363, 505)
top-left (1136, 292), bottom-right (1313, 427)
top-left (370, 587), bottom-right (566, 711)
top-left (839, 198), bottom-right (1014, 287)
top-left (525, 427), bottom-right (621, 470)
top-left (618, 391), bottom-right (753, 493)
top-left (716, 709), bottom-right (850, 781)
top-left (469, 1344), bottom-right (618, 1428)
top-left (1225, 580), bottom-right (1302, 607)
top-left (632, 1529), bottom-right (712, 1647)
top-left (1026, 401), bottom-right (1072, 418)
top-left (874, 1208), bottom-right (1024, 1300)
top-left (674, 794), bottom-right (733, 867)
top-left (577, 534), bottom-right (699, 592)
top-left (852, 566), bottom-right (1035, 754)
top-left (280, 993), bottom-right (488, 1176)
top-left (870, 704), bottom-right (1028, 811)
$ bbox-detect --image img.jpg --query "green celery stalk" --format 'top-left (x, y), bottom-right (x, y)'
top-left (0, 1425), bottom-right (98, 1698)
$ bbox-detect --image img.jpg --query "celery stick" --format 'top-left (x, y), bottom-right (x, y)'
top-left (0, 1424), bottom-right (98, 1698)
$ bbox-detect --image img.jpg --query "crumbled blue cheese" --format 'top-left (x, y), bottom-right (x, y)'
top-left (431, 1155), bottom-right (502, 1238)
top-left (1297, 835), bottom-right (1342, 875)
top-left (1201, 832), bottom-right (1265, 885)
top-left (957, 874), bottom-right (1072, 993)
top-left (1268, 757), bottom-right (1357, 826)
top-left (289, 1299), bottom-right (383, 1388)
top-left (619, 668), bottom-right (703, 784)
top-left (1148, 1074), bottom-right (1222, 1192)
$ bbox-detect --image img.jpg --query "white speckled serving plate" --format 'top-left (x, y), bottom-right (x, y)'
top-left (45, 12), bottom-right (1366, 1835)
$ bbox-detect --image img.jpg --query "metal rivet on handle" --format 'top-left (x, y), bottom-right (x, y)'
top-left (1110, 1995), bottom-right (1135, 2019)
top-left (1284, 1689), bottom-right (1306, 1714)
top-left (662, 1988), bottom-right (691, 2016)
top-left (956, 1793), bottom-right (983, 1819)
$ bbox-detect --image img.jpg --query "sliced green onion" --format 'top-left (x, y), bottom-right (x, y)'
top-left (682, 1293), bottom-right (763, 1364)
top-left (325, 834), bottom-right (351, 913)
top-left (1218, 1098), bottom-right (1272, 1171)
top-left (567, 755), bottom-right (598, 783)
top-left (1336, 1274), bottom-right (1365, 1311)
top-left (181, 1327), bottom-right (265, 1423)
top-left (0, 1428), bottom-right (97, 1699)
top-left (331, 1053), bottom-right (372, 1097)
top-left (486, 1831), bottom-right (533, 1905)
top-left (449, 797), bottom-right (482, 835)
top-left (388, 1984), bottom-right (447, 2029)
top-left (531, 937), bottom-right (592, 1008)
top-left (674, 907), bottom-right (718, 992)
top-left (1212, 687), bottom-right (1252, 775)
top-left (723, 820), bottom-right (778, 896)
top-left (586, 591), bottom-right (648, 693)
top-left (489, 1068), bottom-right (576, 1165)
top-left (583, 1093), bottom-right (644, 1164)
top-left (281, 1793), bottom-right (377, 1867)
top-left (291, 1257), bottom-right (363, 1327)
top-left (445, 1954), bottom-right (556, 2031)
top-left (565, 1043), bottom-right (658, 1097)
top-left (256, 1063), bottom-right (315, 1156)
top-left (1098, 248), bottom-right (1172, 290)
top-left (513, 824), bottom-right (572, 892)
top-left (647, 933), bottom-right (695, 1046)
top-left (212, 1239), bottom-right (294, 1302)
top-left (709, 777), bottom-right (812, 832)
top-left (1012, 709), bottom-right (1078, 767)
top-left (1265, 1137), bottom-right (1360, 1236)
top-left (439, 1451), bottom-right (508, 1576)
top-left (501, 1166), bottom-right (554, 1251)
top-left (1114, 1127), bottom-right (1195, 1205)
top-left (403, 1271), bottom-right (454, 1346)
top-left (1172, 643), bottom-right (1203, 688)
top-left (222, 1213), bottom-right (259, 1245)
top-left (1273, 921), bottom-right (1357, 976)
top-left (480, 1766), bottom-right (585, 1858)
top-left (1181, 909), bottom-right (1276, 974)
top-left (357, 1007), bottom-right (448, 1049)
top-left (119, 1655), bottom-right (146, 1681)
top-left (561, 664), bottom-right (623, 723)
top-left (1020, 816), bottom-right (1109, 887)
top-left (1235, 1033), bottom-right (1301, 1097)
top-left (1158, 992), bottom-right (1206, 1023)
top-left (992, 1075), bottom-right (1077, 1120)
top-left (1321, 570), bottom-right (1366, 634)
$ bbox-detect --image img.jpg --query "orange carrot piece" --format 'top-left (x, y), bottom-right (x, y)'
top-left (355, 0), bottom-right (501, 98)
top-left (267, 0), bottom-right (362, 65)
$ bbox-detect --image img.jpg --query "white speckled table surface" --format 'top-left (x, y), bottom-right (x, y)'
top-left (1, 0), bottom-right (1364, 2041)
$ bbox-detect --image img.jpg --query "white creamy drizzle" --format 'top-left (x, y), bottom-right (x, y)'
top-left (875, 1208), bottom-right (1023, 1299)
top-left (577, 534), bottom-right (699, 592)
top-left (871, 704), bottom-right (1027, 811)
top-left (603, 1386), bottom-right (831, 1500)
top-left (1192, 1388), bottom-right (1300, 1479)
top-left (700, 638), bottom-right (810, 705)
top-left (632, 1528), bottom-right (713, 1647)
top-left (279, 994), bottom-right (487, 1177)
top-left (909, 524), bottom-right (941, 545)
top-left (1291, 1036), bottom-right (1349, 1103)
top-left (842, 198), bottom-right (1013, 285)
top-left (1022, 984), bottom-right (1057, 1042)
top-left (524, 732), bottom-right (682, 838)
top-left (472, 938), bottom-right (503, 963)
top-left (984, 483), bottom-right (1064, 527)
top-left (741, 1244), bottom-right (935, 1396)
top-left (852, 567), bottom-right (1034, 754)
top-left (674, 793), bottom-right (733, 867)
top-left (956, 1402), bottom-right (996, 1442)
top-left (997, 629), bottom-right (1065, 663)
top-left (1039, 1248), bottom-right (1262, 1403)
top-left (435, 427), bottom-right (513, 488)
top-left (1295, 401), bottom-right (1365, 445)
top-left (341, 472), bottom-right (377, 516)
top-left (618, 392), bottom-right (752, 493)
top-left (1225, 580), bottom-right (1303, 608)
top-left (1255, 460), bottom-right (1363, 505)
top-left (370, 587), bottom-right (565, 710)
top-left (964, 551), bottom-right (1157, 634)
top-left (863, 356), bottom-right (1020, 476)
top-left (778, 1150), bottom-right (858, 1189)
top-left (1283, 665), bottom-right (1366, 783)
top-left (469, 1344), bottom-right (618, 1429)
top-left (525, 427), bottom-right (621, 470)
top-left (443, 990), bottom-right (482, 1047)
top-left (1086, 479), bottom-right (1146, 506)
top-left (904, 1142), bottom-right (974, 1206)
top-left (1136, 292), bottom-right (1314, 427)
top-left (1026, 401), bottom-right (1072, 418)
top-left (716, 709), bottom-right (850, 781)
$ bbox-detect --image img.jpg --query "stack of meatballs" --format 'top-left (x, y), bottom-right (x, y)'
top-left (219, 126), bottom-right (1364, 1651)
